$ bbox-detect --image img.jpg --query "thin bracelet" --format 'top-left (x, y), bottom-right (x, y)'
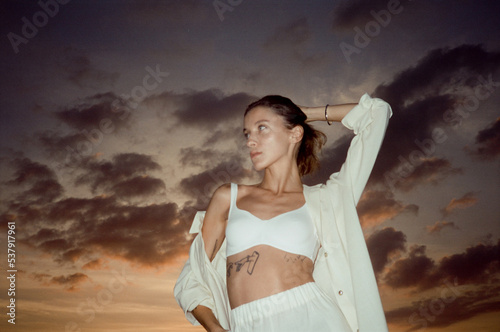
top-left (325, 104), bottom-right (332, 125)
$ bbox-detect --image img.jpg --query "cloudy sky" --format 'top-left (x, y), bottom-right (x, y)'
top-left (1, 0), bottom-right (499, 331)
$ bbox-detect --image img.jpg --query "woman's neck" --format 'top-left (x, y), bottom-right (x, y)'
top-left (259, 162), bottom-right (303, 195)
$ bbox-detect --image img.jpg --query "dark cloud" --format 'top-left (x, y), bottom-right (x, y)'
top-left (441, 191), bottom-right (478, 217)
top-left (0, 154), bottom-right (190, 268)
top-left (384, 245), bottom-right (437, 289)
top-left (54, 92), bottom-right (131, 131)
top-left (386, 157), bottom-right (462, 192)
top-left (7, 157), bottom-right (57, 185)
top-left (179, 154), bottom-right (249, 210)
top-left (332, 0), bottom-right (390, 30)
top-left (37, 131), bottom-right (86, 159)
top-left (16, 179), bottom-right (64, 204)
top-left (75, 153), bottom-right (163, 196)
top-left (370, 45), bottom-right (500, 190)
top-left (383, 240), bottom-right (500, 290)
top-left (203, 126), bottom-right (247, 148)
top-left (31, 272), bottom-right (52, 283)
top-left (304, 46), bottom-right (500, 192)
top-left (425, 221), bottom-right (459, 234)
top-left (26, 228), bottom-right (63, 245)
top-left (111, 176), bottom-right (166, 199)
top-left (50, 273), bottom-right (90, 292)
top-left (44, 196), bottom-right (117, 225)
top-left (374, 45), bottom-right (500, 105)
top-left (79, 201), bottom-right (185, 266)
top-left (179, 146), bottom-right (246, 169)
top-left (179, 147), bottom-right (230, 168)
top-left (39, 238), bottom-right (72, 255)
top-left (357, 189), bottom-right (418, 227)
top-left (147, 89), bottom-right (256, 128)
top-left (376, 95), bottom-right (455, 166)
top-left (5, 158), bottom-right (64, 204)
top-left (366, 227), bottom-right (407, 275)
top-left (35, 94), bottom-right (133, 171)
top-left (468, 117), bottom-right (500, 160)
top-left (439, 240), bottom-right (500, 284)
top-left (61, 248), bottom-right (87, 263)
top-left (82, 258), bottom-right (105, 270)
top-left (385, 284), bottom-right (500, 331)
top-left (165, 89), bottom-right (256, 128)
top-left (6, 194), bottom-right (190, 267)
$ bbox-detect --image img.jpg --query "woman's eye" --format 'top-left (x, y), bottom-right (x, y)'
top-left (244, 133), bottom-right (249, 139)
top-left (258, 125), bottom-right (266, 131)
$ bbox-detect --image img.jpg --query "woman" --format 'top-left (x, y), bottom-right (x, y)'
top-left (174, 93), bottom-right (392, 332)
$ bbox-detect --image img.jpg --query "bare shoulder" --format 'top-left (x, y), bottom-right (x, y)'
top-left (234, 183), bottom-right (259, 198)
top-left (205, 183), bottom-right (231, 222)
top-left (211, 183), bottom-right (231, 205)
top-left (202, 184), bottom-right (231, 260)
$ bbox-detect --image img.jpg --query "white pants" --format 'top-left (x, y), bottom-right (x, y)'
top-left (230, 282), bottom-right (351, 332)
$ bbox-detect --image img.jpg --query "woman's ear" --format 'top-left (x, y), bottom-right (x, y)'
top-left (290, 125), bottom-right (304, 144)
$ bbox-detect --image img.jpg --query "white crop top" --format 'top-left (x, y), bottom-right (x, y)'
top-left (225, 183), bottom-right (320, 261)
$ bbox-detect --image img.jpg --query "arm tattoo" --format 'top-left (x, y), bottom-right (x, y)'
top-left (227, 251), bottom-right (260, 278)
top-left (283, 253), bottom-right (306, 263)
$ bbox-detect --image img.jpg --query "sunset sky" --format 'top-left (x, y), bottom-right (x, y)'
top-left (1, 1), bottom-right (499, 331)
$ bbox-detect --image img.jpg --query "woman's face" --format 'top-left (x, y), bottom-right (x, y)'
top-left (243, 106), bottom-right (297, 171)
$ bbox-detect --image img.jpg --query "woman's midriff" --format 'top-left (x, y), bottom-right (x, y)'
top-left (226, 244), bottom-right (315, 309)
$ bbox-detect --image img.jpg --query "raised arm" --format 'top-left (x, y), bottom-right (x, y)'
top-left (326, 94), bottom-right (392, 203)
top-left (190, 184), bottom-right (231, 332)
top-left (300, 94), bottom-right (391, 203)
top-left (300, 103), bottom-right (357, 123)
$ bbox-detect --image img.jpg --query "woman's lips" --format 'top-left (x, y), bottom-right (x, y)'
top-left (250, 151), bottom-right (261, 159)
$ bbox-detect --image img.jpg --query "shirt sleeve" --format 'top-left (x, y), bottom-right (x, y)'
top-left (173, 234), bottom-right (216, 324)
top-left (173, 213), bottom-right (231, 328)
top-left (327, 93), bottom-right (392, 204)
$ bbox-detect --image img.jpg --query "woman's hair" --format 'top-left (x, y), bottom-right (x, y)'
top-left (244, 95), bottom-right (327, 176)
